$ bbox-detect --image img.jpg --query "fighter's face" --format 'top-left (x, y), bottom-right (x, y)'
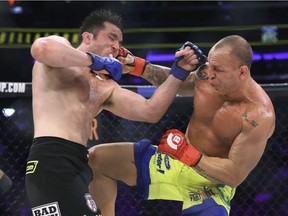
top-left (88, 22), bottom-right (123, 58)
top-left (207, 48), bottom-right (242, 95)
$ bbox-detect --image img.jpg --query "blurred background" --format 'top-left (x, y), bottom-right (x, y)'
top-left (0, 1), bottom-right (288, 84)
top-left (0, 1), bottom-right (287, 216)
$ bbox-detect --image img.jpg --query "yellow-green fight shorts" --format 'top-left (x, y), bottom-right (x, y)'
top-left (134, 139), bottom-right (236, 216)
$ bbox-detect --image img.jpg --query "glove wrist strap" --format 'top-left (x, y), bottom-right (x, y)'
top-left (171, 62), bottom-right (190, 81)
top-left (130, 57), bottom-right (149, 77)
top-left (180, 145), bottom-right (202, 166)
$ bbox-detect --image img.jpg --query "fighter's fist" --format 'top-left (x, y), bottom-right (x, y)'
top-left (87, 52), bottom-right (122, 81)
top-left (158, 129), bottom-right (202, 167)
top-left (117, 47), bottom-right (149, 76)
top-left (171, 41), bottom-right (207, 81)
top-left (179, 41), bottom-right (207, 70)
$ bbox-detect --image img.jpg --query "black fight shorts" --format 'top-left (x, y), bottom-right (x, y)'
top-left (25, 137), bottom-right (98, 216)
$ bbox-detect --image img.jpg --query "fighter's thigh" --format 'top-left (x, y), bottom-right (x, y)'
top-left (88, 142), bottom-right (137, 185)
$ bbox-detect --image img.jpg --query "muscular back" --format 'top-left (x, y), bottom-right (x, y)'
top-left (187, 79), bottom-right (275, 158)
top-left (32, 63), bottom-right (115, 146)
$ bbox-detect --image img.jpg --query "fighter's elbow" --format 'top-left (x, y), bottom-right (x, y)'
top-left (149, 118), bottom-right (161, 123)
top-left (226, 174), bottom-right (246, 188)
top-left (226, 179), bottom-right (240, 188)
top-left (0, 172), bottom-right (12, 194)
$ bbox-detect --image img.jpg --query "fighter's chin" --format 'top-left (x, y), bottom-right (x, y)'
top-left (214, 89), bottom-right (226, 95)
top-left (210, 83), bottom-right (217, 90)
top-left (210, 84), bottom-right (224, 94)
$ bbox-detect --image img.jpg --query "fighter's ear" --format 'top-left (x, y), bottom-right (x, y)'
top-left (239, 65), bottom-right (249, 79)
top-left (82, 32), bottom-right (93, 44)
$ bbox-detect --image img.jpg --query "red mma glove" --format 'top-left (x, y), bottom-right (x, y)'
top-left (117, 47), bottom-right (149, 76)
top-left (158, 129), bottom-right (202, 167)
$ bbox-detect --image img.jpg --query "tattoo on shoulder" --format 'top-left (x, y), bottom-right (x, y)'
top-left (242, 113), bottom-right (259, 127)
top-left (196, 69), bottom-right (208, 80)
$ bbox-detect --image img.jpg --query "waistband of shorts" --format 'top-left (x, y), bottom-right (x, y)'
top-left (31, 136), bottom-right (88, 155)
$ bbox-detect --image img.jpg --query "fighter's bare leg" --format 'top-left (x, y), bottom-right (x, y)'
top-left (88, 142), bottom-right (137, 216)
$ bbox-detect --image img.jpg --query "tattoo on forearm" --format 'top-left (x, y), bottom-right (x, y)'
top-left (196, 68), bottom-right (208, 80)
top-left (194, 165), bottom-right (206, 176)
top-left (242, 113), bottom-right (259, 127)
top-left (143, 65), bottom-right (170, 86)
top-left (194, 165), bottom-right (225, 184)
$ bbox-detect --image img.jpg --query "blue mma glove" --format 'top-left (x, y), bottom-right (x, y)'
top-left (87, 52), bottom-right (123, 81)
top-left (171, 41), bottom-right (207, 80)
top-left (183, 41), bottom-right (207, 68)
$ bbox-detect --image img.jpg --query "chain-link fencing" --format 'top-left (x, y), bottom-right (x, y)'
top-left (0, 83), bottom-right (287, 216)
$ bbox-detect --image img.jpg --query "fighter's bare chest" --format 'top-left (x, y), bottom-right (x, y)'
top-left (190, 99), bottom-right (243, 157)
top-left (188, 105), bottom-right (243, 157)
top-left (198, 97), bottom-right (243, 130)
top-left (76, 74), bottom-right (113, 110)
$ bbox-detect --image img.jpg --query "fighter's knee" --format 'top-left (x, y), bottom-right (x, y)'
top-left (88, 145), bottom-right (105, 168)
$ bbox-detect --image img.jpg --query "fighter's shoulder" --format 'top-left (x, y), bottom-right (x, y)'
top-left (243, 98), bottom-right (275, 131)
top-left (255, 87), bottom-right (275, 118)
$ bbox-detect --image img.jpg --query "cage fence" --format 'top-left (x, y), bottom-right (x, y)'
top-left (0, 83), bottom-right (287, 216)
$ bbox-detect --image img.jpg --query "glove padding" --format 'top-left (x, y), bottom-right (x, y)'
top-left (117, 47), bottom-right (149, 76)
top-left (171, 41), bottom-right (207, 81)
top-left (158, 129), bottom-right (202, 167)
top-left (182, 41), bottom-right (207, 69)
top-left (87, 52), bottom-right (122, 81)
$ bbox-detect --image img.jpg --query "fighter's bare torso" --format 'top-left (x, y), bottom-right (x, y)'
top-left (187, 79), bottom-right (274, 158)
top-left (32, 63), bottom-right (115, 146)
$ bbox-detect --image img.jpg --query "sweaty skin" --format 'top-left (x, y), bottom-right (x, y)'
top-left (32, 22), bottom-right (197, 147)
top-left (31, 22), bottom-right (123, 146)
top-left (88, 35), bottom-right (275, 216)
top-left (189, 46), bottom-right (275, 186)
top-left (28, 10), bottom-right (201, 215)
top-left (138, 41), bottom-right (275, 186)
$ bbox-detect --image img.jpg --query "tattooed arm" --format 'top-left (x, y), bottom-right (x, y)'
top-left (193, 111), bottom-right (275, 188)
top-left (117, 46), bottom-right (207, 96)
top-left (141, 63), bottom-right (170, 87)
top-left (141, 63), bottom-right (208, 96)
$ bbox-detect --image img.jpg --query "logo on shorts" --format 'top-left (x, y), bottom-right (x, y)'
top-left (84, 193), bottom-right (97, 213)
top-left (26, 160), bottom-right (39, 174)
top-left (164, 154), bottom-right (171, 170)
top-left (32, 202), bottom-right (61, 216)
